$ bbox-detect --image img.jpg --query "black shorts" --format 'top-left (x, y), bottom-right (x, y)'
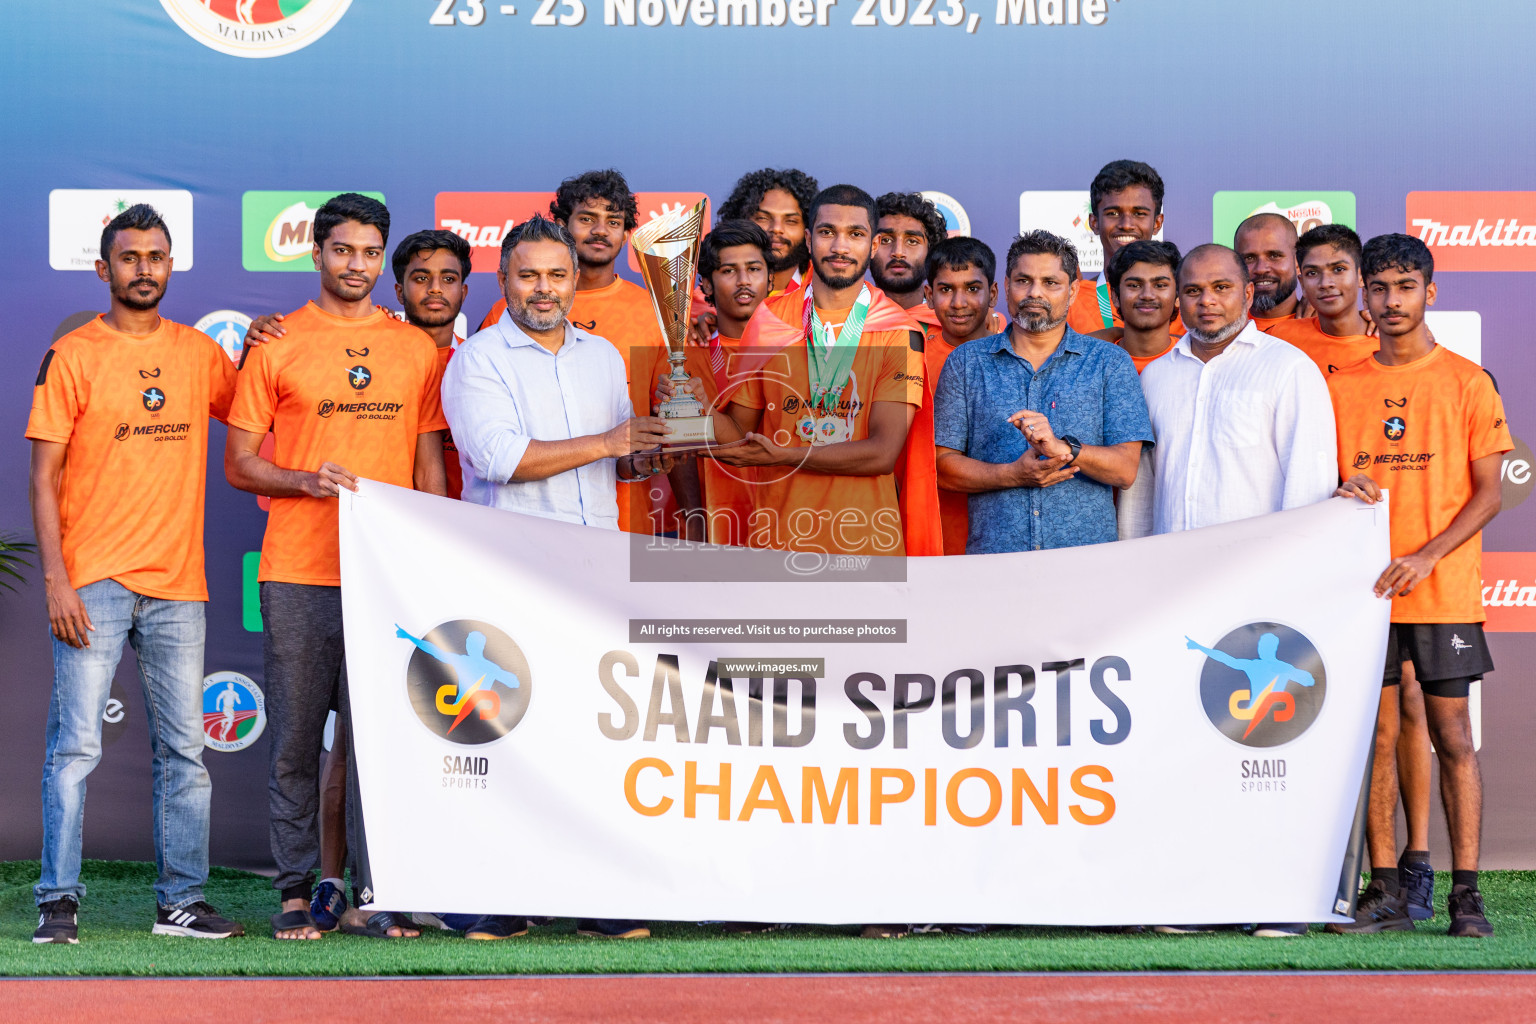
top-left (1382, 623), bottom-right (1492, 698)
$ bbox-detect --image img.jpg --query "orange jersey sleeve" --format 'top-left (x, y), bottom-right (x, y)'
top-left (1267, 317), bottom-right (1377, 378)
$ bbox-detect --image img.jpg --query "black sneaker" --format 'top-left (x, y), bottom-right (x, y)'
top-left (1447, 885), bottom-right (1493, 938)
top-left (33, 897), bottom-right (79, 944)
top-left (153, 901), bottom-right (246, 939)
top-left (465, 915), bottom-right (529, 940)
top-left (1325, 880), bottom-right (1413, 934)
top-left (1401, 863), bottom-right (1434, 921)
top-left (575, 918), bottom-right (650, 939)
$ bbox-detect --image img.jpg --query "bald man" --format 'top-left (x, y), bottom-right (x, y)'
top-left (1235, 213), bottom-right (1304, 331)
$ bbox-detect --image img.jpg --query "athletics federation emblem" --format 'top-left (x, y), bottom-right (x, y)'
top-left (1451, 633), bottom-right (1473, 655)
top-left (399, 620), bottom-right (532, 745)
top-left (159, 0), bottom-right (353, 60)
top-left (201, 672), bottom-right (266, 752)
top-left (1191, 623), bottom-right (1327, 748)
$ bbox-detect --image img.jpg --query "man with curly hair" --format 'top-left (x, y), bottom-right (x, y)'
top-left (871, 192), bottom-right (949, 313)
top-left (718, 167), bottom-right (819, 296)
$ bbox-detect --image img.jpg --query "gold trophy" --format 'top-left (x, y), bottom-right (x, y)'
top-left (632, 198), bottom-right (716, 452)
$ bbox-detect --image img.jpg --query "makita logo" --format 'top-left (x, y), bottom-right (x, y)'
top-left (440, 218), bottom-right (518, 249)
top-left (132, 422), bottom-right (192, 437)
top-left (1405, 192), bottom-right (1536, 271)
top-left (334, 402), bottom-right (404, 414)
top-left (1483, 578), bottom-right (1536, 608)
top-left (1410, 219), bottom-right (1536, 248)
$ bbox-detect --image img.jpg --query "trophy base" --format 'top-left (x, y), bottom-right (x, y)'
top-left (662, 414), bottom-right (713, 450)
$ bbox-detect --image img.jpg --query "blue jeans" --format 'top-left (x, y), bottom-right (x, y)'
top-left (36, 579), bottom-right (211, 911)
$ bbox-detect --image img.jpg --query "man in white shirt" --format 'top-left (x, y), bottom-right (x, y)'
top-left (443, 215), bottom-right (674, 529)
top-left (1120, 243), bottom-right (1336, 542)
top-left (440, 214), bottom-right (671, 942)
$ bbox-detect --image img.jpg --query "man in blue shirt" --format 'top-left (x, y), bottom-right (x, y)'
top-left (933, 230), bottom-right (1152, 553)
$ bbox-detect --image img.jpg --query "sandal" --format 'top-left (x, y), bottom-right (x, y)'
top-left (340, 910), bottom-right (420, 939)
top-left (271, 908), bottom-right (322, 940)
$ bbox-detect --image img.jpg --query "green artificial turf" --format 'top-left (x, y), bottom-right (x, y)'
top-left (1, 860), bottom-right (1533, 976)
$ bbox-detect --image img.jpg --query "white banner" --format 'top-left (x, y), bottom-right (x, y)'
top-left (340, 482), bottom-right (1391, 926)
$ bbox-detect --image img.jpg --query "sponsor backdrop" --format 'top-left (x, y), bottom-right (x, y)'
top-left (343, 483), bottom-right (1387, 923)
top-left (0, 2), bottom-right (1532, 870)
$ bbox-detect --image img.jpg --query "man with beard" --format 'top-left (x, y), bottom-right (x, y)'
top-left (871, 192), bottom-right (949, 312)
top-left (718, 167), bottom-right (819, 296)
top-left (922, 236), bottom-right (1001, 554)
top-left (1122, 248), bottom-right (1334, 939)
top-left (1067, 160), bottom-right (1182, 339)
top-left (444, 218), bottom-right (672, 940)
top-left (697, 184), bottom-right (940, 563)
top-left (1268, 224), bottom-right (1378, 377)
top-left (1120, 243), bottom-right (1335, 544)
top-left (477, 171), bottom-right (679, 535)
top-left (933, 231), bottom-right (1150, 555)
top-left (1235, 212), bottom-right (1305, 329)
top-left (1327, 234), bottom-right (1507, 939)
top-left (225, 193), bottom-right (448, 942)
top-left (1092, 239), bottom-right (1182, 373)
top-left (28, 204), bottom-right (243, 944)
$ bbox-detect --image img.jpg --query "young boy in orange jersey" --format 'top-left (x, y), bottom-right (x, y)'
top-left (1327, 234), bottom-right (1510, 939)
top-left (1267, 224), bottom-right (1377, 377)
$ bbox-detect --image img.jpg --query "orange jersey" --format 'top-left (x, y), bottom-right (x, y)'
top-left (1252, 312), bottom-right (1297, 333)
top-left (1120, 338), bottom-right (1176, 374)
top-left (1069, 275), bottom-right (1186, 338)
top-left (481, 280), bottom-right (671, 533)
top-left (922, 326), bottom-right (970, 555)
top-left (1266, 317), bottom-right (1377, 378)
top-left (1328, 346), bottom-right (1512, 623)
top-left (733, 294), bottom-right (926, 556)
top-left (228, 302), bottom-right (447, 586)
top-left (26, 316), bottom-right (236, 601)
top-left (697, 333), bottom-right (756, 546)
top-left (436, 344), bottom-right (464, 500)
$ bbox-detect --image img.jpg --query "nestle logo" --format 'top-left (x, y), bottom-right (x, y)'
top-left (1406, 191), bottom-right (1536, 271)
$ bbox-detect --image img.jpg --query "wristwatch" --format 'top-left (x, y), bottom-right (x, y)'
top-left (1060, 434), bottom-right (1082, 465)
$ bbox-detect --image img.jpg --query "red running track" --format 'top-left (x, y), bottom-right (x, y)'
top-left (9, 973), bottom-right (1536, 1024)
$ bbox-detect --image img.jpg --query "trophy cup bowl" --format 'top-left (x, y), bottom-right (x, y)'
top-left (632, 198), bottom-right (717, 453)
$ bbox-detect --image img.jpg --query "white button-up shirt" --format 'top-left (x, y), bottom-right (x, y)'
top-left (1119, 320), bottom-right (1337, 538)
top-left (442, 312), bottom-right (632, 528)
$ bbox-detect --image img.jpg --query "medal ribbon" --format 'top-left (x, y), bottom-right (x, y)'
top-left (802, 284), bottom-right (871, 417)
top-left (1096, 277), bottom-right (1114, 329)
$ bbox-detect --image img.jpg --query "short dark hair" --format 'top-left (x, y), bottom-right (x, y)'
top-left (1005, 229), bottom-right (1080, 282)
top-left (718, 167), bottom-right (819, 225)
top-left (391, 229), bottom-right (472, 284)
top-left (925, 236), bottom-right (996, 287)
top-left (1089, 160), bottom-right (1165, 218)
top-left (100, 203), bottom-right (171, 261)
top-left (875, 192), bottom-right (947, 250)
top-left (1105, 239), bottom-right (1182, 295)
top-left (699, 219), bottom-right (771, 282)
top-left (1295, 223), bottom-right (1363, 269)
top-left (499, 214), bottom-right (578, 274)
top-left (314, 192), bottom-right (389, 248)
top-left (1361, 233), bottom-right (1434, 285)
top-left (1178, 242), bottom-right (1250, 285)
top-left (807, 184), bottom-right (878, 232)
top-left (549, 169), bottom-right (638, 231)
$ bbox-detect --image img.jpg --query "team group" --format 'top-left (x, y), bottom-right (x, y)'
top-left (26, 160), bottom-right (1508, 944)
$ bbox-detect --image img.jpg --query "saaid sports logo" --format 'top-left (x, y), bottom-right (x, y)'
top-left (1384, 416), bottom-right (1407, 442)
top-left (347, 365), bottom-right (371, 390)
top-left (142, 386), bottom-right (166, 411)
top-left (159, 0), bottom-right (352, 59)
top-left (202, 672), bottom-right (266, 752)
top-left (398, 620), bottom-right (532, 745)
top-left (1190, 623), bottom-right (1327, 748)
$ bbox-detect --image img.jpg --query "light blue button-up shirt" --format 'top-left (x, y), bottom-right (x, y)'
top-left (442, 312), bottom-right (632, 529)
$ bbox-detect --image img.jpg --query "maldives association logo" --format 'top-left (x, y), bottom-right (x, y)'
top-left (398, 620), bottom-right (532, 745)
top-left (1191, 622), bottom-right (1327, 748)
top-left (159, 0), bottom-right (352, 59)
top-left (202, 672), bottom-right (266, 752)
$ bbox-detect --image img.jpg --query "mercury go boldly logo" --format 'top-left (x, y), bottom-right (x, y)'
top-left (399, 620), bottom-right (531, 745)
top-left (202, 672), bottom-right (266, 752)
top-left (1191, 623), bottom-right (1327, 748)
top-left (159, 0), bottom-right (352, 59)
